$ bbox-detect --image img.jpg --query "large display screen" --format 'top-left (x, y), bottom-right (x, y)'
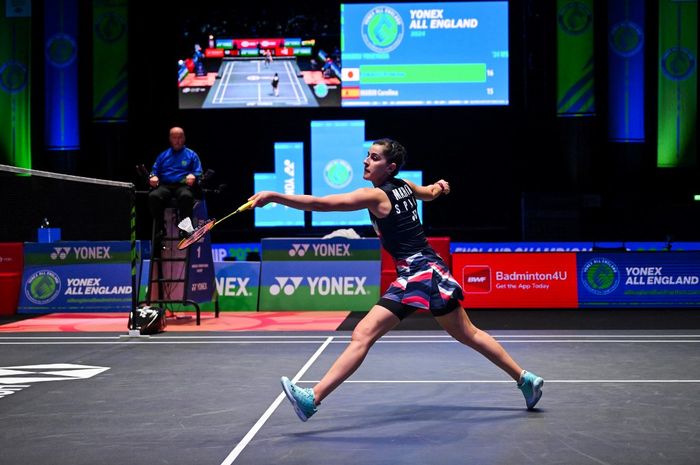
top-left (177, 1), bottom-right (509, 109)
top-left (340, 1), bottom-right (509, 106)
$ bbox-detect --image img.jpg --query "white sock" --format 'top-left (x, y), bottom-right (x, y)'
top-left (518, 370), bottom-right (527, 385)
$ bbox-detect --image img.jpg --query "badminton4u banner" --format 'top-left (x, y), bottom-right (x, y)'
top-left (454, 253), bottom-right (579, 308)
top-left (18, 241), bottom-right (140, 313)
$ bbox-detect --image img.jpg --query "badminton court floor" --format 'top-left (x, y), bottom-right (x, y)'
top-left (1, 330), bottom-right (699, 464)
top-left (203, 59), bottom-right (317, 108)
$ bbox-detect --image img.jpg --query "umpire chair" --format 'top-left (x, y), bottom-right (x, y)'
top-left (135, 166), bottom-right (220, 325)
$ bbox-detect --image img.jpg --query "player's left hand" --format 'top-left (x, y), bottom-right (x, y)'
top-left (436, 179), bottom-right (450, 195)
top-left (185, 174), bottom-right (196, 186)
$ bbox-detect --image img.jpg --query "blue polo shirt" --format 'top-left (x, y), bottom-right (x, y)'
top-left (150, 146), bottom-right (202, 184)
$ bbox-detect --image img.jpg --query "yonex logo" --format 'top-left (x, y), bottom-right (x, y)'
top-left (289, 244), bottom-right (310, 256)
top-left (50, 247), bottom-right (71, 260)
top-left (49, 246), bottom-right (111, 261)
top-left (215, 277), bottom-right (251, 296)
top-left (462, 266), bottom-right (491, 293)
top-left (269, 277), bottom-right (303, 295)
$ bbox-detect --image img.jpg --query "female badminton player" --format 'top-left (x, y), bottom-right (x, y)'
top-left (248, 138), bottom-right (544, 421)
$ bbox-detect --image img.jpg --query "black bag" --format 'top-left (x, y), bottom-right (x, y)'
top-left (128, 305), bottom-right (167, 334)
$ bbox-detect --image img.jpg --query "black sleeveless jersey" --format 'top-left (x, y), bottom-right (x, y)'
top-left (369, 178), bottom-right (429, 260)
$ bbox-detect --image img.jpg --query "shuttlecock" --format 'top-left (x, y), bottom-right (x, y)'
top-left (323, 228), bottom-right (361, 239)
top-left (177, 217), bottom-right (195, 234)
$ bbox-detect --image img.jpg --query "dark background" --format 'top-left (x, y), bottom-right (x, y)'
top-left (26, 0), bottom-right (700, 244)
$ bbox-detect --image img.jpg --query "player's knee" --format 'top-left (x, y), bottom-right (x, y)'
top-left (351, 324), bottom-right (376, 347)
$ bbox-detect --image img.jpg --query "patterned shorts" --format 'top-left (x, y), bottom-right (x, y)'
top-left (380, 250), bottom-right (464, 319)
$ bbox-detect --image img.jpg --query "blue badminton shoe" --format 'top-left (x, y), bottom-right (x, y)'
top-left (281, 376), bottom-right (317, 422)
top-left (517, 371), bottom-right (544, 410)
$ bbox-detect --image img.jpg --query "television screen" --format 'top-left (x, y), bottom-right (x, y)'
top-left (340, 1), bottom-right (509, 106)
top-left (177, 1), bottom-right (508, 109)
top-left (177, 3), bottom-right (340, 109)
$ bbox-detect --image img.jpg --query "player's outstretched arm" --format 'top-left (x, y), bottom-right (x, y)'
top-left (405, 179), bottom-right (450, 201)
top-left (249, 188), bottom-right (389, 214)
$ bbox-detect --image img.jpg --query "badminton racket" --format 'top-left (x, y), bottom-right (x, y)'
top-left (177, 200), bottom-right (254, 250)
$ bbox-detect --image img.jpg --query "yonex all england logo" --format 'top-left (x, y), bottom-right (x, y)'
top-left (45, 33), bottom-right (78, 68)
top-left (581, 257), bottom-right (620, 295)
top-left (557, 2), bottom-right (592, 36)
top-left (289, 244), bottom-right (310, 256)
top-left (0, 60), bottom-right (29, 94)
top-left (361, 5), bottom-right (405, 53)
top-left (324, 159), bottom-right (353, 189)
top-left (269, 277), bottom-right (303, 295)
top-left (0, 364), bottom-right (110, 400)
top-left (25, 270), bottom-right (62, 305)
top-left (94, 12), bottom-right (127, 43)
top-left (661, 47), bottom-right (696, 81)
top-left (609, 21), bottom-right (644, 58)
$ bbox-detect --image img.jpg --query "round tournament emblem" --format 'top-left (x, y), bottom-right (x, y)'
top-left (661, 47), bottom-right (696, 81)
top-left (558, 2), bottom-right (593, 36)
top-left (324, 159), bottom-right (353, 189)
top-left (25, 270), bottom-right (62, 305)
top-left (0, 60), bottom-right (29, 94)
top-left (314, 83), bottom-right (329, 98)
top-left (361, 6), bottom-right (404, 54)
top-left (94, 11), bottom-right (127, 43)
top-left (45, 33), bottom-right (78, 68)
top-left (609, 21), bottom-right (644, 58)
top-left (581, 257), bottom-right (620, 296)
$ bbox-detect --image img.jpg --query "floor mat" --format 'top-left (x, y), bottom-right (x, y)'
top-left (0, 311), bottom-right (349, 332)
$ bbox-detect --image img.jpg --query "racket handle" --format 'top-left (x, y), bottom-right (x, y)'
top-left (237, 200), bottom-right (255, 212)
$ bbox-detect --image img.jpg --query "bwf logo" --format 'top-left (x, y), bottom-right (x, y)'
top-left (462, 266), bottom-right (491, 293)
top-left (289, 244), bottom-right (310, 257)
top-left (50, 247), bottom-right (71, 260)
top-left (270, 277), bottom-right (303, 295)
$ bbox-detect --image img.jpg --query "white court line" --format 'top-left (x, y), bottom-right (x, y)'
top-left (222, 61), bottom-right (236, 103)
top-left (219, 336), bottom-right (333, 465)
top-left (2, 333), bottom-right (698, 340)
top-left (213, 61), bottom-right (230, 104)
top-left (289, 61), bottom-right (309, 104)
top-left (2, 338), bottom-right (700, 345)
top-left (283, 60), bottom-right (304, 104)
top-left (300, 379), bottom-right (700, 384)
top-left (211, 61), bottom-right (230, 104)
top-left (0, 339), bottom-right (336, 346)
top-left (0, 335), bottom-right (333, 340)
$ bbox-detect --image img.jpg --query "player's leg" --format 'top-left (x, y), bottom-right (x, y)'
top-left (434, 304), bottom-right (522, 379)
top-left (280, 304), bottom-right (401, 421)
top-left (434, 304), bottom-right (544, 409)
top-left (313, 304), bottom-right (401, 403)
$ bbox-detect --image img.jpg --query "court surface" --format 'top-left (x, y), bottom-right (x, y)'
top-left (2, 328), bottom-right (699, 465)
